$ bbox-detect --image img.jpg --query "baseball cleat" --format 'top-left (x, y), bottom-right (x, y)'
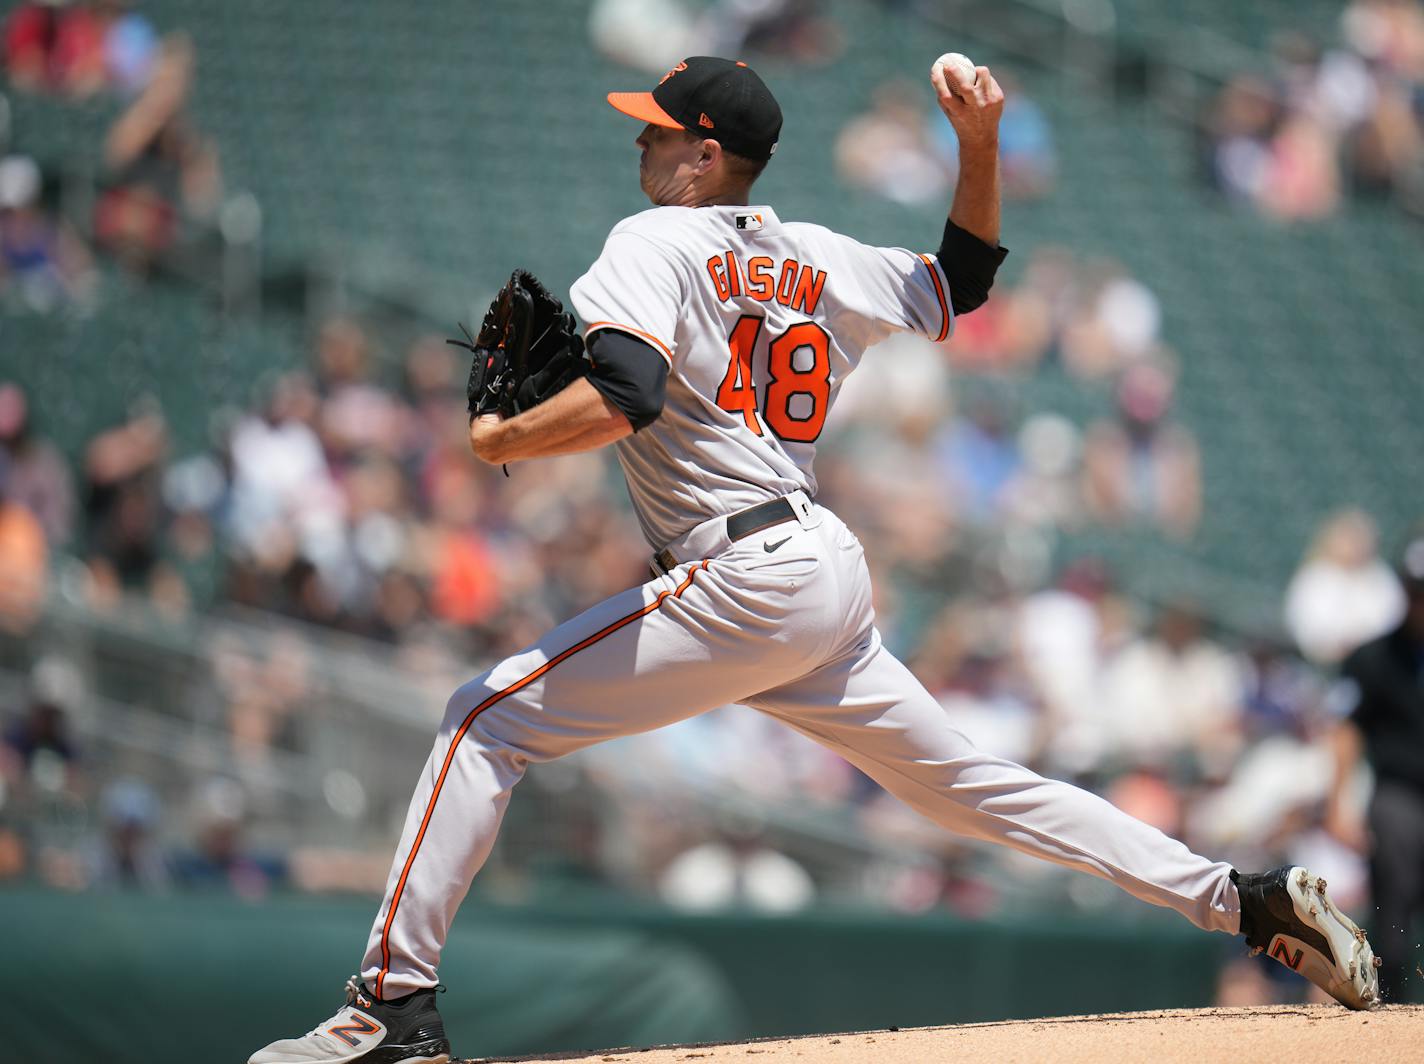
top-left (248, 976), bottom-right (451, 1063)
top-left (1233, 866), bottom-right (1380, 1010)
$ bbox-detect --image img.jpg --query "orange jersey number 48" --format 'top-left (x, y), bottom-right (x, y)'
top-left (715, 315), bottom-right (830, 443)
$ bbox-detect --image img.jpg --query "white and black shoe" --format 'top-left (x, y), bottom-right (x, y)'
top-left (1233, 866), bottom-right (1381, 1009)
top-left (248, 976), bottom-right (451, 1063)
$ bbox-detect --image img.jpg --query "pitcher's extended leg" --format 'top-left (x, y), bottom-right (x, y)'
top-left (748, 627), bottom-right (1240, 933)
top-left (359, 557), bottom-right (833, 999)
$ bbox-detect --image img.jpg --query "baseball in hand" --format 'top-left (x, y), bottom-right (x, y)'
top-left (934, 52), bottom-right (977, 98)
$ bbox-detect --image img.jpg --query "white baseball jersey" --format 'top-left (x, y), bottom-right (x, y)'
top-left (352, 203), bottom-right (1241, 1009)
top-left (569, 204), bottom-right (953, 548)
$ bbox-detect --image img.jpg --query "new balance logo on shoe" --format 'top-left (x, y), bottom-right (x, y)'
top-left (1270, 938), bottom-right (1304, 971)
top-left (327, 1014), bottom-right (380, 1047)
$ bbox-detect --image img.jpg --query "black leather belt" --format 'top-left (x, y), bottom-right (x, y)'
top-left (653, 497), bottom-right (798, 574)
top-left (726, 496), bottom-right (796, 541)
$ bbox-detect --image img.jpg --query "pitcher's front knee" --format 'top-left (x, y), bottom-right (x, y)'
top-left (441, 674), bottom-right (550, 762)
top-left (442, 673), bottom-right (499, 734)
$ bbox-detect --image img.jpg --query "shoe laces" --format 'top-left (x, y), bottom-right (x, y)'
top-left (295, 978), bottom-right (367, 1044)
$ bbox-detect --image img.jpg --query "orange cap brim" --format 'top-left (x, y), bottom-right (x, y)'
top-left (607, 92), bottom-right (684, 129)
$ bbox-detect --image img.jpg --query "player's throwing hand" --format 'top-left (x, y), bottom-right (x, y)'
top-left (930, 53), bottom-right (1004, 149)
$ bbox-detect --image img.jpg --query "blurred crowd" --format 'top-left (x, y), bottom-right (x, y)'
top-left (1203, 0), bottom-right (1424, 219)
top-left (891, 243), bottom-right (1201, 539)
top-left (0, 295), bottom-right (1412, 945)
top-left (836, 73), bottom-right (1055, 206)
top-left (590, 0), bottom-right (845, 76)
top-left (2, 0), bottom-right (223, 302)
top-left (0, 1), bottom-right (1419, 1013)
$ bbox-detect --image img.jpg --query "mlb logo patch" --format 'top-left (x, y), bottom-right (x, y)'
top-left (735, 213), bottom-right (764, 231)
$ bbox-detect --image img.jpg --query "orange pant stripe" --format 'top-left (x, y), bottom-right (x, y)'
top-left (375, 560), bottom-right (710, 998)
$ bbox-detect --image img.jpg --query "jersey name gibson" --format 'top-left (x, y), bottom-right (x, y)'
top-left (705, 250), bottom-right (827, 316)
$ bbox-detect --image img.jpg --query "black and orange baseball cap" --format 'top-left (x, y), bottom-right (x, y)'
top-left (608, 56), bottom-right (783, 162)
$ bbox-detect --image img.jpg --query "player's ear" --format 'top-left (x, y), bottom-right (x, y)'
top-left (698, 137), bottom-right (722, 175)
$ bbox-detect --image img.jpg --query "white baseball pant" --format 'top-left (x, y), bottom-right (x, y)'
top-left (362, 501), bottom-right (1240, 998)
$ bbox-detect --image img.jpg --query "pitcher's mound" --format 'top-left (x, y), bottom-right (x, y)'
top-left (470, 1004), bottom-right (1423, 1063)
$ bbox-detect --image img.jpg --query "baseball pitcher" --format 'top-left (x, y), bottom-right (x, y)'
top-left (250, 55), bottom-right (1379, 1064)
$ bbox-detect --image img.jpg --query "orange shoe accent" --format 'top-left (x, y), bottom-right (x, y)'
top-left (374, 561), bottom-right (712, 998)
top-left (328, 1013), bottom-right (380, 1048)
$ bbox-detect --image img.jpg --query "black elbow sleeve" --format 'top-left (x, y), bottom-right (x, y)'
top-left (938, 219), bottom-right (1009, 316)
top-left (586, 330), bottom-right (669, 432)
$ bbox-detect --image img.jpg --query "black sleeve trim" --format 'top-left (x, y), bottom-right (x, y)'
top-left (586, 329), bottom-right (669, 432)
top-left (938, 219), bottom-right (1009, 316)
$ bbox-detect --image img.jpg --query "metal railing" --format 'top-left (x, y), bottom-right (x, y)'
top-left (0, 574), bottom-right (937, 900)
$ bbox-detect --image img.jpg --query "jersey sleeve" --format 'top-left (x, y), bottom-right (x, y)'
top-left (847, 241), bottom-right (954, 345)
top-left (570, 232), bottom-right (684, 367)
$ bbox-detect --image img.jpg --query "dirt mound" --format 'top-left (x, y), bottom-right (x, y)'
top-left (471, 1004), bottom-right (1422, 1063)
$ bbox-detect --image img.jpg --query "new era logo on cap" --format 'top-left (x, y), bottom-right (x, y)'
top-left (606, 57), bottom-right (783, 162)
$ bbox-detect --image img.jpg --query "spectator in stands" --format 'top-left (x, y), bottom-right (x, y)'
top-left (1081, 360), bottom-right (1202, 538)
top-left (80, 401), bottom-right (174, 608)
top-left (92, 0), bottom-right (158, 96)
top-left (1205, 6), bottom-right (1424, 218)
top-left (399, 335), bottom-right (464, 470)
top-left (1327, 525), bottom-right (1424, 1001)
top-left (314, 318), bottom-right (404, 470)
top-left (0, 382), bottom-right (74, 546)
top-left (1001, 413), bottom-right (1082, 530)
top-left (1259, 114), bottom-right (1342, 221)
top-left (1341, 0), bottom-right (1424, 86)
top-left (1016, 559), bottom-right (1116, 775)
top-left (1204, 75), bottom-right (1280, 207)
top-left (1059, 264), bottom-right (1164, 380)
top-left (423, 458), bottom-right (501, 630)
top-left (226, 372), bottom-right (340, 559)
top-left (695, 0), bottom-right (842, 65)
top-left (0, 657), bottom-right (82, 804)
top-left (2, 658), bottom-right (89, 890)
top-left (91, 776), bottom-right (169, 891)
top-left (944, 244), bottom-right (1064, 373)
top-left (1239, 639), bottom-right (1329, 742)
top-left (1100, 602), bottom-right (1245, 778)
top-left (1285, 508), bottom-right (1405, 666)
top-left (169, 777), bottom-right (286, 899)
top-left (934, 390), bottom-right (1022, 523)
top-left (587, 0), bottom-right (694, 75)
top-left (835, 80), bottom-right (950, 206)
top-left (1346, 77), bottom-right (1424, 210)
top-left (658, 811), bottom-right (816, 913)
top-left (2, 0), bottom-right (106, 97)
top-left (156, 452), bottom-right (225, 614)
top-left (0, 154), bottom-right (96, 313)
top-left (96, 33), bottom-right (221, 273)
top-left (0, 460), bottom-right (48, 634)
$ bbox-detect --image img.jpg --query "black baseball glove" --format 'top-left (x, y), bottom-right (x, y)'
top-left (449, 269), bottom-right (588, 422)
